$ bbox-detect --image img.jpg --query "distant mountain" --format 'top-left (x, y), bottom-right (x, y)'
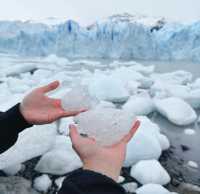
top-left (0, 13), bottom-right (199, 61)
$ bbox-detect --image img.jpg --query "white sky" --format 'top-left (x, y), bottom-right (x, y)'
top-left (0, 0), bottom-right (200, 25)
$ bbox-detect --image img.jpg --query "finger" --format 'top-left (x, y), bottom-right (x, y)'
top-left (39, 81), bottom-right (60, 93)
top-left (69, 124), bottom-right (80, 145)
top-left (121, 120), bottom-right (140, 144)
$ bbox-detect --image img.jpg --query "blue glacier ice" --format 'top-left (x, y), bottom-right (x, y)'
top-left (0, 13), bottom-right (199, 61)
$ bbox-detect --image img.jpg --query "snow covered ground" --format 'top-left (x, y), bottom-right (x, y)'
top-left (0, 53), bottom-right (200, 194)
top-left (0, 13), bottom-right (200, 62)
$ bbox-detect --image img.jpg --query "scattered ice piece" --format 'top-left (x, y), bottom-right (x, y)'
top-left (0, 124), bottom-right (56, 169)
top-left (3, 63), bottom-right (37, 77)
top-left (187, 161), bottom-right (199, 169)
top-left (117, 176), bottom-right (125, 184)
top-left (74, 107), bottom-right (136, 146)
top-left (198, 116), bottom-right (200, 123)
top-left (136, 184), bottom-right (170, 194)
top-left (35, 137), bottom-right (82, 175)
top-left (96, 101), bottom-right (116, 109)
top-left (130, 160), bottom-right (170, 185)
top-left (57, 117), bottom-right (74, 135)
top-left (61, 85), bottom-right (98, 112)
top-left (190, 78), bottom-right (200, 89)
top-left (155, 97), bottom-right (197, 126)
top-left (88, 74), bottom-right (129, 103)
top-left (2, 164), bottom-right (22, 176)
top-left (43, 54), bottom-right (69, 66)
top-left (122, 182), bottom-right (138, 193)
top-left (124, 117), bottom-right (162, 166)
top-left (184, 129), bottom-right (196, 135)
top-left (55, 177), bottom-right (65, 189)
top-left (6, 77), bottom-right (30, 93)
top-left (157, 134), bottom-right (170, 151)
top-left (33, 175), bottom-right (52, 193)
top-left (123, 93), bottom-right (155, 116)
top-left (125, 80), bottom-right (140, 95)
top-left (151, 70), bottom-right (192, 85)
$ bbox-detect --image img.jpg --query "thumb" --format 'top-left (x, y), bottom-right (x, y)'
top-left (121, 120), bottom-right (140, 144)
top-left (69, 124), bottom-right (80, 145)
top-left (39, 81), bottom-right (60, 93)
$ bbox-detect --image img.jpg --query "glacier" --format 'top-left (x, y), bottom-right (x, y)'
top-left (0, 13), bottom-right (199, 61)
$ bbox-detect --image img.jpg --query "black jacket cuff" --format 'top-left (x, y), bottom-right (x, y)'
top-left (5, 103), bottom-right (33, 133)
top-left (58, 169), bottom-right (125, 194)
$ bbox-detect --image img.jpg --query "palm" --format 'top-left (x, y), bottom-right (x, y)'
top-left (20, 81), bottom-right (84, 125)
top-left (69, 121), bottom-right (140, 180)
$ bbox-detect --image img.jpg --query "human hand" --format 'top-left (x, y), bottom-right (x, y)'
top-left (69, 120), bottom-right (140, 181)
top-left (20, 81), bottom-right (85, 125)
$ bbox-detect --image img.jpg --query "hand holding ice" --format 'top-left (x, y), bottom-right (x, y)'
top-left (74, 108), bottom-right (136, 146)
top-left (61, 86), bottom-right (97, 112)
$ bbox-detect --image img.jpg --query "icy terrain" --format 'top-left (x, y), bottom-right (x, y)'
top-left (0, 53), bottom-right (200, 194)
top-left (0, 13), bottom-right (200, 61)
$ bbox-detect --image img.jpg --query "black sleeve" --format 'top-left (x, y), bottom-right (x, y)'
top-left (58, 169), bottom-right (126, 194)
top-left (0, 103), bottom-right (33, 154)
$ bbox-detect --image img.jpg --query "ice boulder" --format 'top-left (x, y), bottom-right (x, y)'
top-left (123, 93), bottom-right (155, 116)
top-left (155, 97), bottom-right (197, 125)
top-left (130, 160), bottom-right (170, 185)
top-left (0, 124), bottom-right (56, 169)
top-left (136, 184), bottom-right (170, 194)
top-left (35, 136), bottom-right (82, 175)
top-left (88, 74), bottom-right (129, 103)
top-left (61, 85), bottom-right (97, 112)
top-left (74, 107), bottom-right (136, 146)
top-left (124, 117), bottom-right (162, 166)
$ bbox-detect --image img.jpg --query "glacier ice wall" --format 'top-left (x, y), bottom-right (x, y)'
top-left (0, 14), bottom-right (199, 61)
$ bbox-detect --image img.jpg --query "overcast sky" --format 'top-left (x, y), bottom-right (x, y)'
top-left (0, 0), bottom-right (200, 25)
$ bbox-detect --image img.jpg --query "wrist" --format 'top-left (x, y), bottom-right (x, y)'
top-left (19, 103), bottom-right (31, 125)
top-left (83, 161), bottom-right (121, 181)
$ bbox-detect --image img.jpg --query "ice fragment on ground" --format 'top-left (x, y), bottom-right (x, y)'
top-left (33, 175), bottom-right (52, 193)
top-left (187, 161), bottom-right (199, 169)
top-left (2, 164), bottom-right (22, 176)
top-left (136, 184), bottom-right (171, 194)
top-left (55, 177), bottom-right (65, 189)
top-left (74, 107), bottom-right (136, 146)
top-left (155, 97), bottom-right (197, 126)
top-left (123, 93), bottom-right (155, 116)
top-left (122, 182), bottom-right (138, 193)
top-left (157, 134), bottom-right (170, 151)
top-left (0, 124), bottom-right (56, 169)
top-left (131, 160), bottom-right (170, 185)
top-left (184, 128), bottom-right (196, 135)
top-left (35, 137), bottom-right (82, 175)
top-left (117, 176), bottom-right (125, 184)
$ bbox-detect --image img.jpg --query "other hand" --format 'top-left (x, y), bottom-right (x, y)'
top-left (20, 81), bottom-right (85, 125)
top-left (69, 120), bottom-right (140, 181)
